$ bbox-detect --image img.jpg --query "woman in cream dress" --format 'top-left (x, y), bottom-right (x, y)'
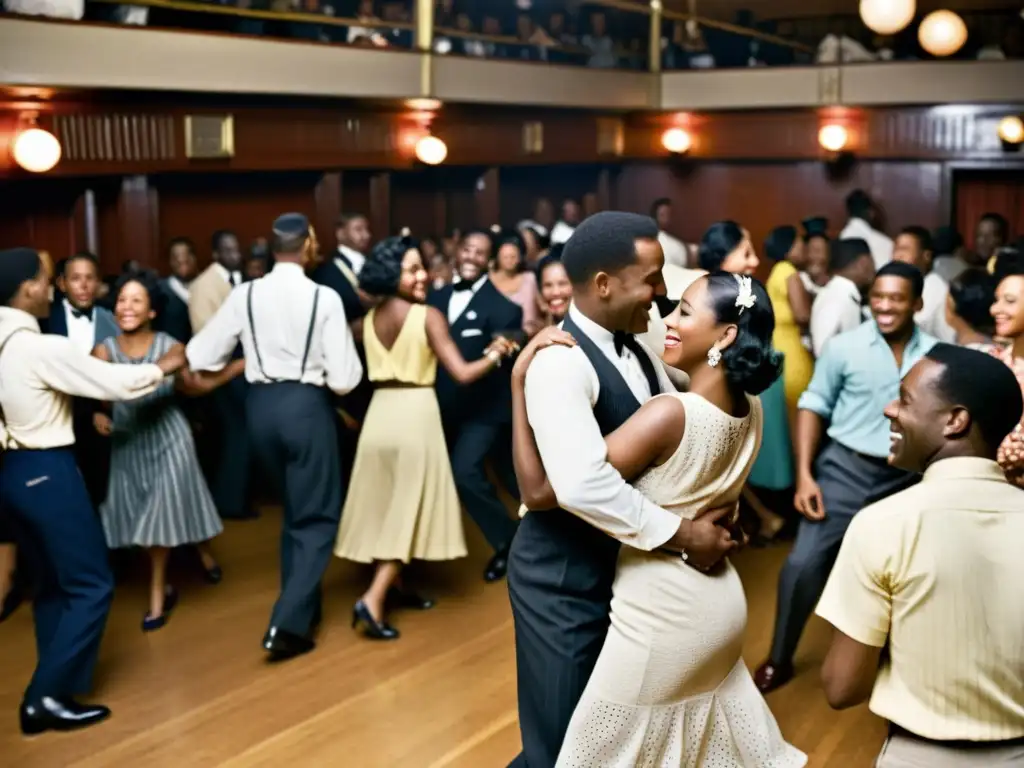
top-left (334, 236), bottom-right (517, 640)
top-left (513, 272), bottom-right (806, 767)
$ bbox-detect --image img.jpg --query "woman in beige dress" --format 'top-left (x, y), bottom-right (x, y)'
top-left (334, 236), bottom-right (517, 640)
top-left (513, 272), bottom-right (806, 767)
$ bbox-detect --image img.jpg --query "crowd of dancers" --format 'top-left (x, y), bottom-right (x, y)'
top-left (0, 192), bottom-right (1023, 767)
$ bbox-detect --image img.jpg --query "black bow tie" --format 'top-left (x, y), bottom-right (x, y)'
top-left (70, 307), bottom-right (92, 320)
top-left (613, 331), bottom-right (637, 357)
top-left (452, 281), bottom-right (475, 292)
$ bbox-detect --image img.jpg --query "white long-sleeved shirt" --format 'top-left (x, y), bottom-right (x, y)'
top-left (0, 307), bottom-right (164, 450)
top-left (185, 261), bottom-right (362, 395)
top-left (521, 304), bottom-right (682, 551)
top-left (916, 271), bottom-right (956, 344)
top-left (840, 217), bottom-right (894, 271)
top-left (809, 275), bottom-right (865, 357)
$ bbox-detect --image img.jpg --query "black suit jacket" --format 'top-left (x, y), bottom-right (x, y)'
top-left (428, 278), bottom-right (523, 425)
top-left (155, 281), bottom-right (193, 344)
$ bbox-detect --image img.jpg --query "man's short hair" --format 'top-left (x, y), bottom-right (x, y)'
top-left (845, 189), bottom-right (873, 219)
top-left (899, 225), bottom-right (933, 254)
top-left (830, 238), bottom-right (870, 273)
top-left (336, 212), bottom-right (367, 228)
top-left (561, 212), bottom-right (659, 286)
top-left (650, 198), bottom-right (671, 217)
top-left (924, 343), bottom-right (1023, 450)
top-left (63, 251), bottom-right (99, 277)
top-left (211, 229), bottom-right (236, 253)
top-left (875, 261), bottom-right (924, 299)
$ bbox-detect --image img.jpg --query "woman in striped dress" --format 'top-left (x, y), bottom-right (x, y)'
top-left (92, 272), bottom-right (242, 631)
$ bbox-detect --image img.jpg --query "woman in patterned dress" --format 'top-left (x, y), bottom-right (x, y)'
top-left (989, 271), bottom-right (1024, 486)
top-left (92, 272), bottom-right (243, 631)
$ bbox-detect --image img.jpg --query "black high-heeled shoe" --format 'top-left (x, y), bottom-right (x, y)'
top-left (387, 587), bottom-right (435, 611)
top-left (142, 586), bottom-right (178, 633)
top-left (351, 600), bottom-right (399, 640)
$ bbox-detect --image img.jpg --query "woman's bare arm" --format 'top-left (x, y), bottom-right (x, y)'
top-left (177, 357), bottom-right (246, 396)
top-left (604, 395), bottom-right (687, 481)
top-left (423, 305), bottom-right (505, 385)
top-left (512, 368), bottom-right (557, 509)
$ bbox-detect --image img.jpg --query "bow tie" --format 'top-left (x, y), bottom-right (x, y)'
top-left (70, 307), bottom-right (92, 320)
top-left (613, 331), bottom-right (637, 357)
top-left (452, 281), bottom-right (475, 293)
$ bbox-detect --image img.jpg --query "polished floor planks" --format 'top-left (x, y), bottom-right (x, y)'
top-left (0, 509), bottom-right (886, 767)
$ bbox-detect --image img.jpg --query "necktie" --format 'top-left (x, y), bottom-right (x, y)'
top-left (230, 272), bottom-right (241, 287)
top-left (452, 281), bottom-right (475, 292)
top-left (613, 331), bottom-right (633, 357)
top-left (70, 307), bottom-right (91, 320)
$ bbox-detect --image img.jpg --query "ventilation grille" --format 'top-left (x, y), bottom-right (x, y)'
top-left (54, 114), bottom-right (176, 163)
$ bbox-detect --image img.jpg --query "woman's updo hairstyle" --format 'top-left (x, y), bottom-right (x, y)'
top-left (359, 234), bottom-right (417, 296)
top-left (763, 225), bottom-right (797, 264)
top-left (698, 220), bottom-right (745, 272)
top-left (114, 268), bottom-right (166, 318)
top-left (703, 271), bottom-right (783, 396)
top-left (801, 216), bottom-right (829, 243)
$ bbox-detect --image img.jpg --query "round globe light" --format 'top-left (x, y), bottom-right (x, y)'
top-left (415, 135), bottom-right (447, 165)
top-left (818, 124), bottom-right (849, 153)
top-left (997, 116), bottom-right (1024, 145)
top-left (918, 10), bottom-right (967, 57)
top-left (859, 0), bottom-right (915, 35)
top-left (11, 127), bottom-right (62, 173)
top-left (661, 128), bottom-right (692, 154)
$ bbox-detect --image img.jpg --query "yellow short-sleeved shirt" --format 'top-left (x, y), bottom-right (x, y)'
top-left (816, 457), bottom-right (1024, 741)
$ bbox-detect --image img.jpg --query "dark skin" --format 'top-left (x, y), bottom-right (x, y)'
top-left (512, 269), bottom-right (742, 572)
top-left (820, 359), bottom-right (987, 709)
top-left (794, 274), bottom-right (922, 520)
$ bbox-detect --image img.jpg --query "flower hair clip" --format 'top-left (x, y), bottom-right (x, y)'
top-left (734, 274), bottom-right (757, 314)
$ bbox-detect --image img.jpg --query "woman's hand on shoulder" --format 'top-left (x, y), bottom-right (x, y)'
top-left (511, 325), bottom-right (576, 384)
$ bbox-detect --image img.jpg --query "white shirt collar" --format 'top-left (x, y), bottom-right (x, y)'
top-left (213, 262), bottom-right (242, 286)
top-left (270, 261), bottom-right (305, 278)
top-left (166, 276), bottom-right (190, 303)
top-left (568, 303), bottom-right (615, 353)
top-left (827, 274), bottom-right (862, 301)
top-left (452, 274), bottom-right (488, 293)
top-left (63, 297), bottom-right (93, 322)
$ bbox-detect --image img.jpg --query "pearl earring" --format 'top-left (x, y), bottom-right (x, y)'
top-left (707, 346), bottom-right (722, 367)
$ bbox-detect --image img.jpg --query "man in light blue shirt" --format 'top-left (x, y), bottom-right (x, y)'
top-left (754, 261), bottom-right (938, 694)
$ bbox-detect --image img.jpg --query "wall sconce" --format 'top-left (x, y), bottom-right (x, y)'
top-left (415, 135), bottom-right (448, 165)
top-left (918, 11), bottom-right (967, 58)
top-left (11, 124), bottom-right (62, 173)
top-left (661, 127), bottom-right (692, 154)
top-left (997, 116), bottom-right (1024, 146)
top-left (859, 0), bottom-right (915, 35)
top-left (818, 124), bottom-right (849, 153)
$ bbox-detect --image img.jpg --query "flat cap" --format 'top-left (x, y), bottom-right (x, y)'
top-left (272, 212), bottom-right (310, 239)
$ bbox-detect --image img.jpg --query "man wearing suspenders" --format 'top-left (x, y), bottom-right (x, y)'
top-left (186, 214), bottom-right (363, 661)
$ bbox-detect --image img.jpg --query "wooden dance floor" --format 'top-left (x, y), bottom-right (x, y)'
top-left (0, 508), bottom-right (886, 767)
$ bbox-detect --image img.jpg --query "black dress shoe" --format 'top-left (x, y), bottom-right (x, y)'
top-left (484, 546), bottom-right (510, 583)
top-left (19, 697), bottom-right (111, 735)
top-left (202, 564), bottom-right (223, 585)
top-left (387, 587), bottom-right (435, 611)
top-left (262, 626), bottom-right (315, 661)
top-left (351, 600), bottom-right (399, 640)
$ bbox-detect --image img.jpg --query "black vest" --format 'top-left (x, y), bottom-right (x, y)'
top-left (531, 314), bottom-right (662, 591)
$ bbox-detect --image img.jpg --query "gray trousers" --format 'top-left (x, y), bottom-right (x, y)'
top-left (769, 441), bottom-right (915, 664)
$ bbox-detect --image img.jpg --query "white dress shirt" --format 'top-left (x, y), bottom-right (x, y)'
top-left (916, 271), bottom-right (956, 343)
top-left (166, 276), bottom-right (190, 304)
top-left (840, 217), bottom-right (894, 271)
top-left (0, 307), bottom-right (164, 450)
top-left (549, 220), bottom-right (576, 246)
top-left (658, 231), bottom-right (689, 269)
top-left (185, 262), bottom-right (362, 395)
top-left (447, 275), bottom-right (488, 325)
top-left (809, 275), bottom-right (864, 357)
top-left (213, 262), bottom-right (243, 288)
top-left (522, 304), bottom-right (682, 551)
top-left (63, 298), bottom-right (96, 355)
top-left (337, 245), bottom-right (365, 275)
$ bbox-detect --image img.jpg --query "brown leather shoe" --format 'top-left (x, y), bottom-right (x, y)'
top-left (753, 660), bottom-right (794, 694)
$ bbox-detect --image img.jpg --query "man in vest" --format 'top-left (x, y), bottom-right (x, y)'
top-left (506, 212), bottom-right (738, 767)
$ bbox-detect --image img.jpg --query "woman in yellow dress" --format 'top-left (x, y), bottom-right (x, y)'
top-left (764, 225), bottom-right (814, 422)
top-left (334, 235), bottom-right (517, 640)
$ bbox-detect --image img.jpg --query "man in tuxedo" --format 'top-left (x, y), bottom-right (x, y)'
top-left (44, 253), bottom-right (120, 508)
top-left (156, 237), bottom-right (198, 344)
top-left (188, 230), bottom-right (252, 519)
top-left (428, 229), bottom-right (523, 582)
top-left (310, 212), bottom-right (373, 480)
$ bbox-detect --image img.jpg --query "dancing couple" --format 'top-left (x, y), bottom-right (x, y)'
top-left (507, 212), bottom-right (805, 767)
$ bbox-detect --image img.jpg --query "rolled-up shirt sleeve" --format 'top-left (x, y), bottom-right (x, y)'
top-left (523, 345), bottom-right (681, 551)
top-left (186, 289), bottom-right (244, 373)
top-left (34, 336), bottom-right (164, 401)
top-left (797, 339), bottom-right (844, 420)
top-left (321, 290), bottom-right (363, 395)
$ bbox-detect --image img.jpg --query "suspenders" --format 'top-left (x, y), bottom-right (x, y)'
top-left (245, 283), bottom-right (321, 383)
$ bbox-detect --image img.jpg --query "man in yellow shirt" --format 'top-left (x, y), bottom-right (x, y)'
top-left (816, 343), bottom-right (1024, 767)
